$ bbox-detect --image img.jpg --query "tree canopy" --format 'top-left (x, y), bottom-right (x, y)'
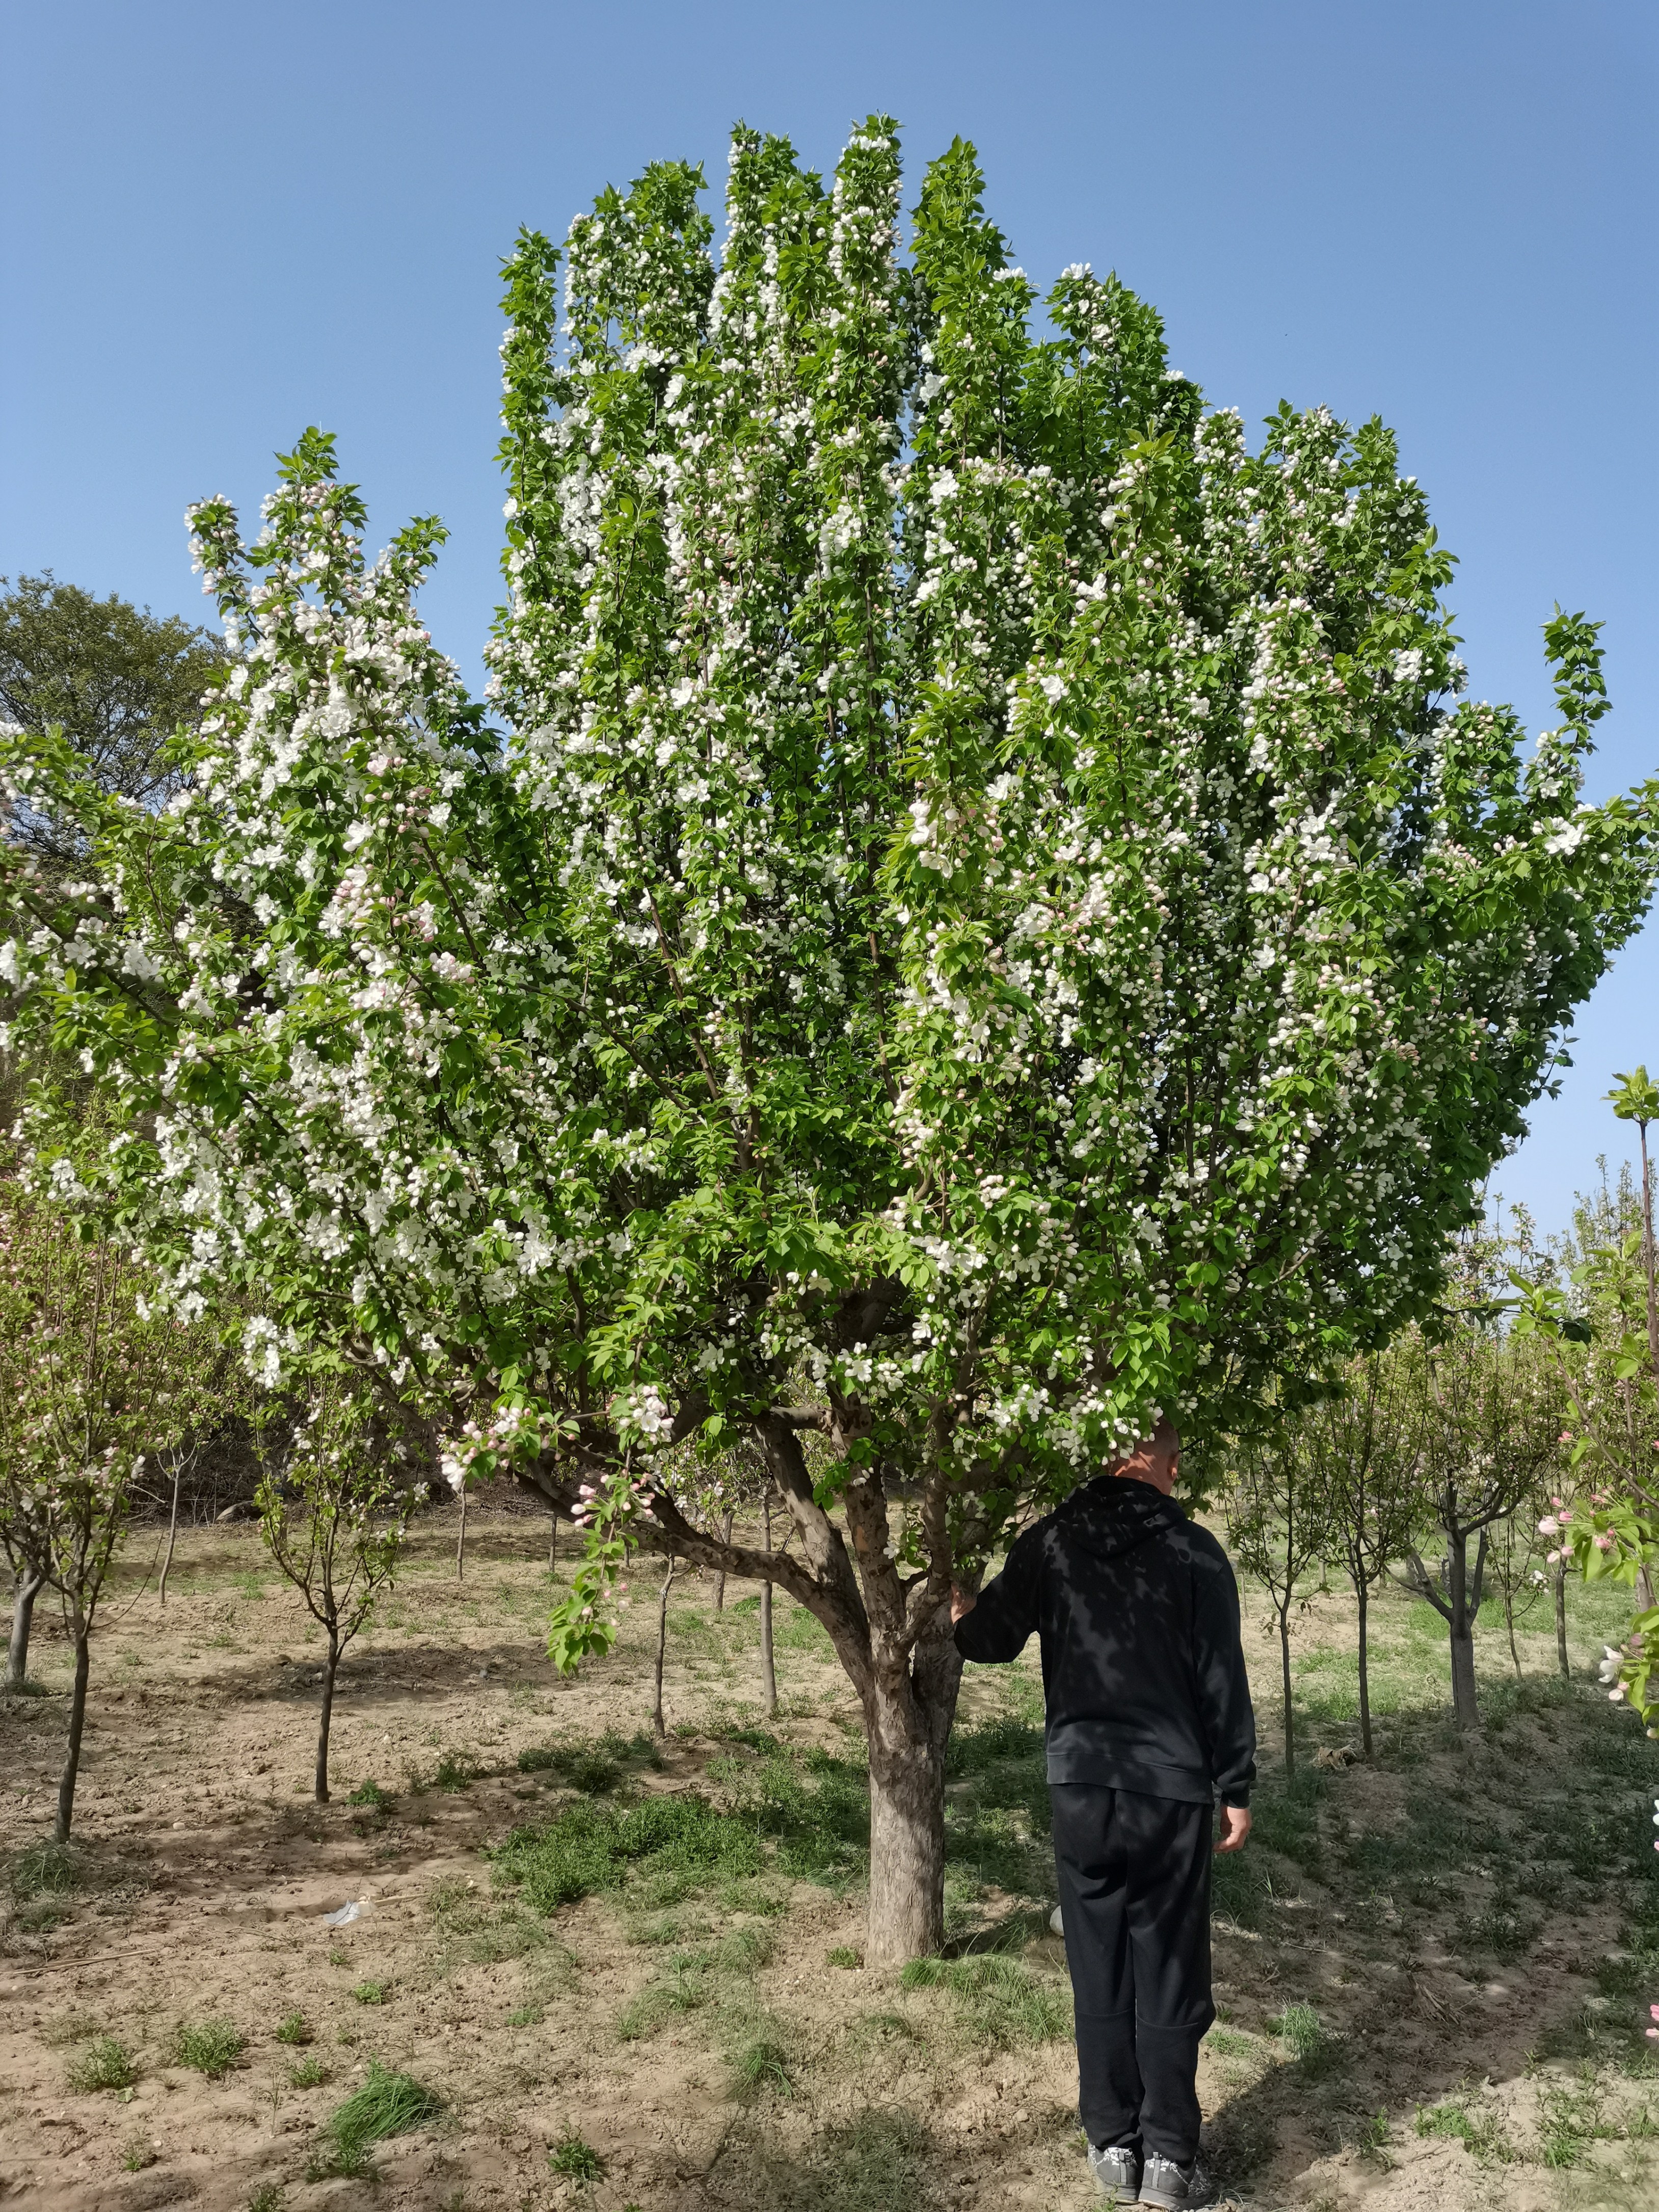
top-left (2, 117), bottom-right (1654, 1956)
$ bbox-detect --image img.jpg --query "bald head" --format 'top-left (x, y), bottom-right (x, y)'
top-left (1114, 1416), bottom-right (1182, 1495)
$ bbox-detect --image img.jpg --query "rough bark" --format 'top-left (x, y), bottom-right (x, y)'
top-left (863, 1598), bottom-right (965, 1968)
top-left (7, 1568), bottom-right (44, 1691)
top-left (53, 1631), bottom-right (92, 1843)
top-left (1446, 1530), bottom-right (1484, 1731)
top-left (314, 1633), bottom-right (340, 1803)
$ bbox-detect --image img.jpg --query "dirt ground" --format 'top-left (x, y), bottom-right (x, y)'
top-left (2, 1505), bottom-right (1656, 2212)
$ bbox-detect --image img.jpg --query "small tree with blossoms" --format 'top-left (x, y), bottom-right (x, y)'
top-left (3, 123), bottom-right (1658, 1958)
top-left (255, 1377), bottom-right (419, 1803)
top-left (1519, 1071), bottom-right (1659, 1731)
top-left (0, 1164), bottom-right (223, 1841)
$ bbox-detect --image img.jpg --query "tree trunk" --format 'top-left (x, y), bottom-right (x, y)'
top-left (314, 1634), bottom-right (339, 1803)
top-left (1445, 1529), bottom-right (1483, 1731)
top-left (863, 1611), bottom-right (964, 1969)
top-left (53, 1632), bottom-right (92, 1844)
top-left (712, 1510), bottom-right (734, 1611)
top-left (1638, 1563), bottom-right (1656, 1615)
top-left (547, 1509), bottom-right (558, 1575)
top-left (158, 1457), bottom-right (183, 1606)
top-left (7, 1568), bottom-right (44, 1691)
top-left (652, 1554), bottom-right (676, 1739)
top-left (1278, 1600), bottom-right (1295, 1777)
top-left (454, 1484), bottom-right (468, 1583)
top-left (1554, 1556), bottom-right (1570, 1677)
top-left (1502, 1584), bottom-right (1522, 1675)
top-left (759, 1494), bottom-right (777, 1720)
top-left (1355, 1581), bottom-right (1372, 1758)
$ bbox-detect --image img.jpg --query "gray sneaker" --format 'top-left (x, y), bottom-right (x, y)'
top-left (1087, 2144), bottom-right (1142, 2203)
top-left (1138, 2152), bottom-right (1218, 2209)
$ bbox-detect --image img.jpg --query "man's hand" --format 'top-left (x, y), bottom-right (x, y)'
top-left (950, 1583), bottom-right (976, 1624)
top-left (1214, 1804), bottom-right (1251, 1854)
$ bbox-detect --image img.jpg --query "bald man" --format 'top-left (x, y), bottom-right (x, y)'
top-left (953, 1420), bottom-right (1255, 2210)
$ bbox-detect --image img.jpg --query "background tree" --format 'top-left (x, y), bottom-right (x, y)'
top-left (0, 1169), bottom-right (221, 1840)
top-left (1224, 1429), bottom-right (1327, 1775)
top-left (254, 1381), bottom-right (417, 1803)
top-left (3, 122), bottom-right (1656, 1959)
top-left (1396, 1249), bottom-right (1564, 1730)
top-left (1289, 1348), bottom-right (1424, 1756)
top-left (0, 573), bottom-right (225, 867)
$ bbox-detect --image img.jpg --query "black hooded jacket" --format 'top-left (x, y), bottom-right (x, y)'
top-left (954, 1477), bottom-right (1256, 1806)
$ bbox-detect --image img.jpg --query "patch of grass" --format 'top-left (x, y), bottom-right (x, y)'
top-left (352, 1979), bottom-right (389, 2005)
top-left (248, 2187), bottom-right (284, 2212)
top-left (827, 1945), bottom-right (862, 1969)
top-left (729, 2030), bottom-right (794, 2098)
top-left (174, 2018), bottom-right (247, 2078)
top-left (120, 2136), bottom-right (157, 2171)
top-left (507, 2000), bottom-right (544, 2026)
top-left (274, 2010), bottom-right (312, 2046)
top-left (435, 1752), bottom-right (480, 1792)
top-left (1270, 2001), bottom-right (1327, 2064)
top-left (288, 2054), bottom-right (329, 2089)
top-left (67, 2034), bottom-right (137, 2093)
top-left (41, 2008), bottom-right (101, 2046)
top-left (426, 1875), bottom-right (554, 1971)
top-left (9, 1840), bottom-right (78, 1903)
top-left (324, 2062), bottom-right (443, 2170)
top-left (548, 2129), bottom-right (607, 2181)
top-left (1413, 2099), bottom-right (1519, 2164)
top-left (617, 1951), bottom-right (713, 2040)
top-left (898, 1953), bottom-right (1070, 2048)
top-left (492, 1792), bottom-right (764, 1912)
top-left (759, 2108), bottom-right (933, 2212)
top-left (347, 1779), bottom-right (394, 1810)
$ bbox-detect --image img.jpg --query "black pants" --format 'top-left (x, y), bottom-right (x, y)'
top-left (1050, 1784), bottom-right (1214, 2164)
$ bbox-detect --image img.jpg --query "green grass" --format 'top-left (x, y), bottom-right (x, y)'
top-left (248, 2187), bottom-right (284, 2212)
top-left (352, 1979), bottom-right (389, 2005)
top-left (492, 1792), bottom-right (764, 1912)
top-left (274, 2010), bottom-right (312, 2046)
top-left (426, 1874), bottom-right (558, 1971)
top-left (347, 1778), bottom-right (394, 1810)
top-left (287, 2054), bottom-right (329, 2089)
top-left (174, 2019), bottom-right (246, 2078)
top-left (120, 2134), bottom-right (157, 2171)
top-left (1414, 2098), bottom-right (1520, 2164)
top-left (827, 1945), bottom-right (862, 1969)
top-left (548, 2129), bottom-right (607, 2180)
top-left (318, 2062), bottom-right (443, 2174)
top-left (729, 2029), bottom-right (794, 2097)
top-left (9, 1840), bottom-right (78, 1903)
top-left (898, 1953), bottom-right (1071, 2048)
top-left (435, 1752), bottom-right (480, 1792)
top-left (67, 2035), bottom-right (137, 2093)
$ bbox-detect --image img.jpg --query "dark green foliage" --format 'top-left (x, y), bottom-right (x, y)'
top-left (347, 1779), bottom-right (394, 1810)
top-left (517, 1728), bottom-right (662, 1790)
top-left (0, 572), bottom-right (225, 861)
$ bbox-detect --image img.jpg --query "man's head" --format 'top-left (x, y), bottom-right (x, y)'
top-left (1113, 1416), bottom-right (1181, 1495)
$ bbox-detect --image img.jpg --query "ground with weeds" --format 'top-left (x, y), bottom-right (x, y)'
top-left (2, 1506), bottom-right (1656, 2211)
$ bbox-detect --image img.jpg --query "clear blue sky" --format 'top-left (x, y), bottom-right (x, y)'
top-left (4, 0), bottom-right (1653, 1238)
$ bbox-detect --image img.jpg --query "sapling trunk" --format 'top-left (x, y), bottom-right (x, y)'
top-left (7, 1568), bottom-right (44, 1691)
top-left (54, 1631), bottom-right (92, 1844)
top-left (1355, 1582), bottom-right (1373, 1758)
top-left (1278, 1598), bottom-right (1296, 1777)
top-left (1503, 1582), bottom-right (1522, 1675)
top-left (158, 1457), bottom-right (183, 1606)
top-left (454, 1484), bottom-right (468, 1583)
top-left (652, 1553), bottom-right (676, 1739)
top-left (1444, 1529), bottom-right (1485, 1732)
top-left (758, 1493), bottom-right (777, 1720)
top-left (547, 1509), bottom-right (558, 1575)
top-left (712, 1510), bottom-right (734, 1611)
top-left (1554, 1556), bottom-right (1570, 1676)
top-left (315, 1630), bottom-right (341, 1803)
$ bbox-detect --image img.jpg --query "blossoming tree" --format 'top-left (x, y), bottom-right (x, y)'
top-left (3, 120), bottom-right (1656, 1959)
